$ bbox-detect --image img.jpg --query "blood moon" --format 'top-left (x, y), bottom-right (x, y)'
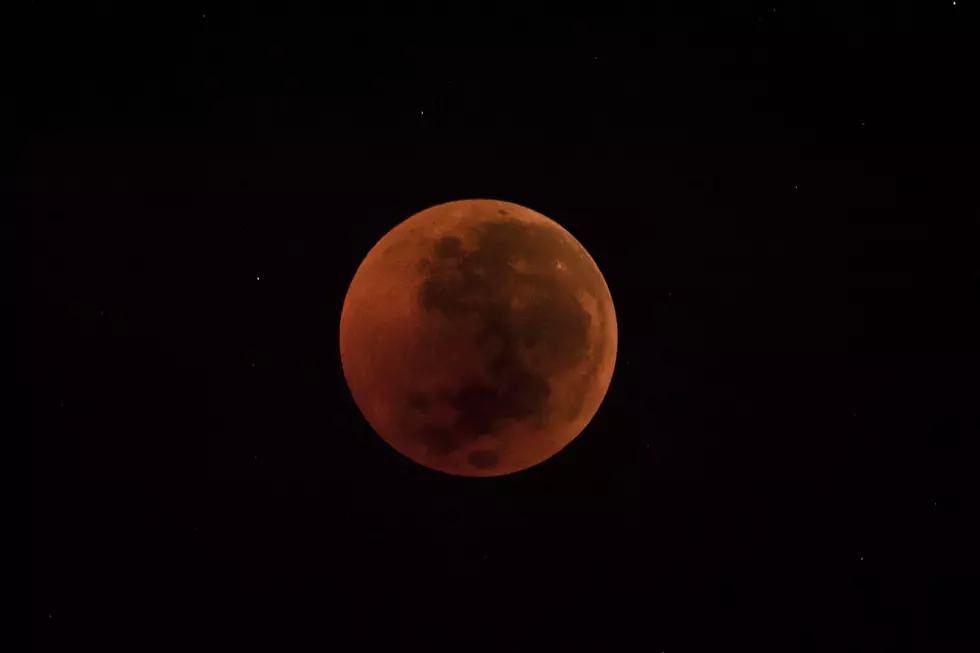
top-left (340, 199), bottom-right (617, 477)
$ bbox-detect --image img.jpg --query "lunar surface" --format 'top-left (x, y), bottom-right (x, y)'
top-left (340, 199), bottom-right (617, 477)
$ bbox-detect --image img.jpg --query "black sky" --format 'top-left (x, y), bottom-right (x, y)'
top-left (29, 2), bottom-right (973, 650)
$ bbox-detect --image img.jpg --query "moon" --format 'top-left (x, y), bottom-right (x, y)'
top-left (340, 199), bottom-right (617, 477)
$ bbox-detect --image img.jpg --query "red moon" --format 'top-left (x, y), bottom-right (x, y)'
top-left (340, 199), bottom-right (617, 477)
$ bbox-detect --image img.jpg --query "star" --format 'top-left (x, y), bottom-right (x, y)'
top-left (256, 276), bottom-right (260, 280)
top-left (420, 110), bottom-right (424, 115)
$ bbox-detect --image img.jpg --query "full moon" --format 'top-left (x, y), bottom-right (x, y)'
top-left (340, 199), bottom-right (617, 477)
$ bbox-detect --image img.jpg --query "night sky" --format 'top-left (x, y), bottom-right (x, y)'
top-left (30, 3), bottom-right (972, 650)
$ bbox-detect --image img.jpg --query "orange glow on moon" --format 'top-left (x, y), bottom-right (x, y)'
top-left (340, 199), bottom-right (617, 477)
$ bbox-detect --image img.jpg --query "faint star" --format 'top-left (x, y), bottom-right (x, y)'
top-left (860, 557), bottom-right (864, 560)
top-left (861, 121), bottom-right (866, 126)
top-left (420, 110), bottom-right (424, 115)
top-left (794, 185), bottom-right (798, 189)
top-left (256, 276), bottom-right (260, 280)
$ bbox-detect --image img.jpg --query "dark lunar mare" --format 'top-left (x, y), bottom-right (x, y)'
top-left (413, 217), bottom-right (600, 466)
top-left (467, 450), bottom-right (500, 469)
